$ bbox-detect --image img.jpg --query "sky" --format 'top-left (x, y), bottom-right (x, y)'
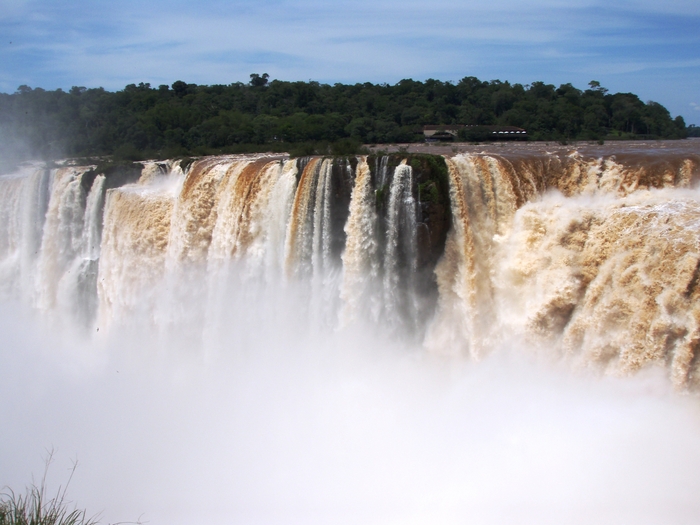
top-left (1, 0), bottom-right (699, 125)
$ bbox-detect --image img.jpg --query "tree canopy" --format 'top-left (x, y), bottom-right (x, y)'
top-left (0, 75), bottom-right (688, 162)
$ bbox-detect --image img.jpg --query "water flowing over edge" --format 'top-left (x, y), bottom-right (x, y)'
top-left (1, 146), bottom-right (700, 388)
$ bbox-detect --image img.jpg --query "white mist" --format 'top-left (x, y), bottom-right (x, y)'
top-left (2, 294), bottom-right (700, 525)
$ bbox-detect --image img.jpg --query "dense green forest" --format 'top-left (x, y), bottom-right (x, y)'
top-left (0, 74), bottom-right (689, 163)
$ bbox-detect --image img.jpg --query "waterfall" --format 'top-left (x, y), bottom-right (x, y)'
top-left (35, 166), bottom-right (103, 319)
top-left (54, 174), bottom-right (107, 325)
top-left (285, 157), bottom-right (337, 279)
top-left (426, 149), bottom-right (700, 388)
top-left (0, 165), bottom-right (51, 300)
top-left (263, 159), bottom-right (299, 279)
top-left (426, 154), bottom-right (518, 357)
top-left (383, 160), bottom-right (418, 332)
top-left (340, 157), bottom-right (379, 325)
top-left (495, 192), bottom-right (700, 386)
top-left (0, 145), bottom-right (699, 385)
top-left (97, 174), bottom-right (178, 327)
top-left (3, 145), bottom-right (700, 525)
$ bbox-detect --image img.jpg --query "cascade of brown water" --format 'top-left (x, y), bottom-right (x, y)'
top-left (167, 157), bottom-right (238, 263)
top-left (203, 158), bottom-right (295, 343)
top-left (492, 191), bottom-right (700, 388)
top-left (3, 145), bottom-right (700, 387)
top-left (208, 158), bottom-right (282, 261)
top-left (432, 148), bottom-right (700, 387)
top-left (340, 157), bottom-right (379, 325)
top-left (99, 156), bottom-right (292, 328)
top-left (98, 183), bottom-right (176, 325)
top-left (426, 154), bottom-right (518, 357)
top-left (284, 158), bottom-right (338, 279)
top-left (285, 158), bottom-right (322, 278)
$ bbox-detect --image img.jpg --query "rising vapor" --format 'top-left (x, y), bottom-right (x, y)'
top-left (2, 143), bottom-right (700, 524)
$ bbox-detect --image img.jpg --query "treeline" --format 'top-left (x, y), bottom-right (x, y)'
top-left (0, 75), bottom-right (688, 162)
top-left (688, 125), bottom-right (700, 137)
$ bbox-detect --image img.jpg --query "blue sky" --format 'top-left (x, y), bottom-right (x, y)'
top-left (1, 0), bottom-right (699, 125)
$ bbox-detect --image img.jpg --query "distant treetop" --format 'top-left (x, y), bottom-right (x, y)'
top-left (0, 75), bottom-right (688, 162)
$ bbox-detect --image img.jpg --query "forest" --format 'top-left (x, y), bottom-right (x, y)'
top-left (0, 74), bottom-right (689, 163)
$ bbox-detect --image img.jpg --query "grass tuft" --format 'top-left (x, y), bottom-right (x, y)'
top-left (0, 452), bottom-right (99, 525)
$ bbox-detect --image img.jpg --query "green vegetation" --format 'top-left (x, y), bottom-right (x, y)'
top-left (0, 75), bottom-right (688, 163)
top-left (688, 125), bottom-right (700, 138)
top-left (419, 180), bottom-right (440, 204)
top-left (0, 457), bottom-right (98, 525)
top-left (459, 126), bottom-right (494, 142)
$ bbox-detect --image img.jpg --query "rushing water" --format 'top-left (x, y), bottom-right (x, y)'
top-left (2, 142), bottom-right (700, 524)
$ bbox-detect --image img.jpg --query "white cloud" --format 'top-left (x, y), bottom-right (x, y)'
top-left (0, 0), bottom-right (698, 123)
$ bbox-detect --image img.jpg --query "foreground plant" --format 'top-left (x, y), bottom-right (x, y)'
top-left (0, 452), bottom-right (99, 525)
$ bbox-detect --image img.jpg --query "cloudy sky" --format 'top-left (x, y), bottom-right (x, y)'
top-left (1, 0), bottom-right (699, 124)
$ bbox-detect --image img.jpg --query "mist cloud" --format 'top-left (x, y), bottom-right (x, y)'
top-left (2, 294), bottom-right (700, 525)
